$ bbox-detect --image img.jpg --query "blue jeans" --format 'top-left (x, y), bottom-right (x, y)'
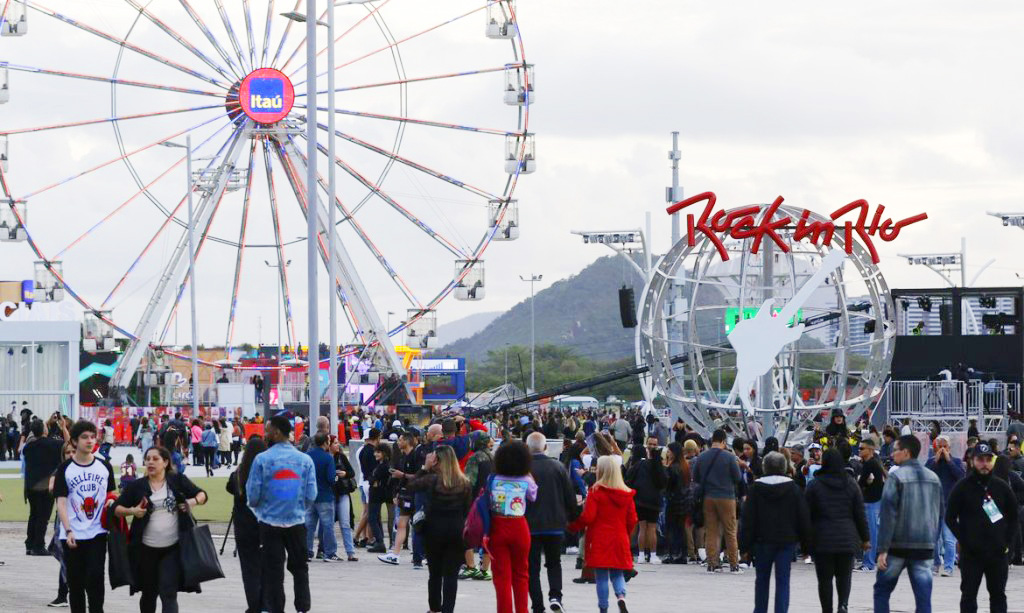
top-left (873, 555), bottom-right (932, 613)
top-left (305, 501), bottom-right (337, 558)
top-left (863, 501), bottom-right (881, 569)
top-left (933, 523), bottom-right (956, 572)
top-left (412, 491), bottom-right (426, 564)
top-left (335, 493), bottom-right (356, 556)
top-left (593, 569), bottom-right (626, 610)
top-left (753, 542), bottom-right (794, 613)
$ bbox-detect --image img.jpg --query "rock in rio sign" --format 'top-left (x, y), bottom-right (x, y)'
top-left (667, 192), bottom-right (928, 263)
top-left (238, 68), bottom-right (295, 124)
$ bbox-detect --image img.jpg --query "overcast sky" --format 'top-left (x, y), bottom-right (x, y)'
top-left (4, 0), bottom-right (1024, 351)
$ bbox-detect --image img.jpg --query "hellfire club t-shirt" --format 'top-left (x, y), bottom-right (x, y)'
top-left (53, 457), bottom-right (116, 541)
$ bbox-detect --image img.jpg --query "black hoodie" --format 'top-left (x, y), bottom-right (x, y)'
top-left (945, 471), bottom-right (1019, 558)
top-left (805, 471), bottom-right (869, 554)
top-left (739, 476), bottom-right (811, 553)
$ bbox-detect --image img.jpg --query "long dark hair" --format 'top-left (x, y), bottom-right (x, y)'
top-left (818, 448), bottom-right (846, 476)
top-left (237, 436), bottom-right (268, 491)
top-left (666, 441), bottom-right (690, 486)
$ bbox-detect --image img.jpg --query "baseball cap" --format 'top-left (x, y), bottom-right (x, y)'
top-left (808, 443), bottom-right (823, 451)
top-left (392, 420), bottom-right (402, 429)
top-left (973, 442), bottom-right (995, 457)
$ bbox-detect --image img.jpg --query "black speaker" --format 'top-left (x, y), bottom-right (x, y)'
top-left (939, 303), bottom-right (953, 336)
top-left (618, 286), bottom-right (637, 328)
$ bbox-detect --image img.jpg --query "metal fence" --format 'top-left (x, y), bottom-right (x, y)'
top-left (886, 379), bottom-right (1018, 433)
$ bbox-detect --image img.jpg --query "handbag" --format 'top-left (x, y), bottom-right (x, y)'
top-left (179, 512), bottom-right (225, 586)
top-left (107, 516), bottom-right (134, 590)
top-left (463, 475), bottom-right (493, 550)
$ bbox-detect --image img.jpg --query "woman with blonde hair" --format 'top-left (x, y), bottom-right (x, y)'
top-left (569, 455), bottom-right (637, 613)
top-left (408, 445), bottom-right (473, 613)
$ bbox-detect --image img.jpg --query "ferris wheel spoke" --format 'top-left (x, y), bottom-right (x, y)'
top-left (17, 113), bottom-right (224, 201)
top-left (298, 131), bottom-right (470, 259)
top-left (291, 142), bottom-right (423, 308)
top-left (27, 1), bottom-right (229, 89)
top-left (53, 119), bottom-right (236, 260)
top-left (224, 141), bottom-right (259, 351)
top-left (243, 0), bottom-right (258, 72)
top-left (297, 104), bottom-right (510, 136)
top-left (101, 122), bottom-right (248, 309)
top-left (0, 62), bottom-right (226, 97)
top-left (259, 0), bottom-right (275, 67)
top-left (301, 65), bottom-right (510, 97)
top-left (262, 140), bottom-right (298, 347)
top-left (297, 3), bottom-right (490, 87)
top-left (123, 0), bottom-right (238, 84)
top-left (270, 0), bottom-right (302, 68)
top-left (214, 0), bottom-right (252, 75)
top-left (176, 0), bottom-right (246, 80)
top-left (1, 104), bottom-right (223, 136)
top-left (314, 121), bottom-right (499, 201)
top-left (282, 0), bottom-right (393, 77)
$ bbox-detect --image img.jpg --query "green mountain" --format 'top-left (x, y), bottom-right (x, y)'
top-left (434, 255), bottom-right (646, 365)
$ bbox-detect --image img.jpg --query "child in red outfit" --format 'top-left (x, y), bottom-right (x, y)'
top-left (488, 440), bottom-right (538, 613)
top-left (569, 455), bottom-right (637, 613)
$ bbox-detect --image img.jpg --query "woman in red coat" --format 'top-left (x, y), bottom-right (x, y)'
top-left (569, 455), bottom-right (637, 613)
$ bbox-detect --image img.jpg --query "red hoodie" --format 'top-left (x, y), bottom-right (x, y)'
top-left (568, 485), bottom-right (638, 570)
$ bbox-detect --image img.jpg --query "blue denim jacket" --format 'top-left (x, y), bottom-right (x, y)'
top-left (246, 441), bottom-right (318, 527)
top-left (877, 459), bottom-right (943, 554)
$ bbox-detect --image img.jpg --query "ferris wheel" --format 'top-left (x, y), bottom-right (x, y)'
top-left (0, 0), bottom-right (533, 393)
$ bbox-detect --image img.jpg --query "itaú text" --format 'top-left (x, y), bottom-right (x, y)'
top-left (666, 192), bottom-right (927, 264)
top-left (250, 94), bottom-right (284, 110)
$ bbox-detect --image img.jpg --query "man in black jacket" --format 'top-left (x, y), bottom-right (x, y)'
top-left (22, 419), bottom-right (63, 555)
top-left (739, 451), bottom-right (811, 613)
top-left (945, 442), bottom-right (1019, 613)
top-left (858, 439), bottom-right (886, 571)
top-left (524, 432), bottom-right (578, 613)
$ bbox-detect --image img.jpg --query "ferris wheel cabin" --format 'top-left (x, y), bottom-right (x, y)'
top-left (486, 1), bottom-right (517, 39)
top-left (454, 260), bottom-right (485, 301)
top-left (488, 199), bottom-right (519, 241)
top-left (0, 66), bottom-right (9, 104)
top-left (0, 201), bottom-right (26, 242)
top-left (0, 2), bottom-right (26, 37)
top-left (504, 64), bottom-right (535, 106)
top-left (0, 135), bottom-right (8, 172)
top-left (405, 309), bottom-right (438, 350)
top-left (33, 260), bottom-right (65, 303)
top-left (505, 133), bottom-right (536, 174)
top-left (82, 311), bottom-right (116, 353)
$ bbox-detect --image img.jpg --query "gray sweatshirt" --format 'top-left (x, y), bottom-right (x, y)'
top-left (693, 447), bottom-right (741, 500)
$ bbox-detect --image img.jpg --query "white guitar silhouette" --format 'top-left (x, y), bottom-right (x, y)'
top-left (727, 249), bottom-right (847, 415)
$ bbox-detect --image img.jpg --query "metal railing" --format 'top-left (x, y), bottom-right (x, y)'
top-left (886, 379), bottom-right (1018, 433)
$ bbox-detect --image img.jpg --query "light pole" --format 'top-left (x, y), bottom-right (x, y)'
top-left (519, 273), bottom-right (542, 392)
top-left (283, 0), bottom-right (376, 431)
top-left (159, 137), bottom-right (199, 417)
top-left (264, 260), bottom-right (292, 354)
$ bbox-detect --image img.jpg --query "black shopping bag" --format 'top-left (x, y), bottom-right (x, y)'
top-left (179, 513), bottom-right (225, 586)
top-left (107, 518), bottom-right (134, 590)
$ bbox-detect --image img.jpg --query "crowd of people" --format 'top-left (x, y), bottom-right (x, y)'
top-left (7, 402), bottom-right (1024, 612)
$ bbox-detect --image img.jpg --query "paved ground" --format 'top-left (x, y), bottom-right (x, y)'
top-left (0, 520), bottom-right (1020, 613)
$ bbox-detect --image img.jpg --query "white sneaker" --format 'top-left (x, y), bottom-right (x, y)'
top-left (549, 598), bottom-right (565, 612)
top-left (649, 554), bottom-right (661, 564)
top-left (804, 556), bottom-right (813, 565)
top-left (565, 546), bottom-right (579, 555)
top-left (940, 568), bottom-right (953, 577)
top-left (377, 553), bottom-right (400, 566)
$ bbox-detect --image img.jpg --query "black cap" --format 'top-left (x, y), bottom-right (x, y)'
top-left (269, 415), bottom-right (292, 436)
top-left (973, 442), bottom-right (995, 457)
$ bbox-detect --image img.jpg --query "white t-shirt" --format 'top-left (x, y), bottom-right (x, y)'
top-left (53, 457), bottom-right (116, 541)
top-left (143, 482), bottom-right (180, 548)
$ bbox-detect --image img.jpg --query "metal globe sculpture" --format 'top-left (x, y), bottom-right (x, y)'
top-left (638, 198), bottom-right (902, 443)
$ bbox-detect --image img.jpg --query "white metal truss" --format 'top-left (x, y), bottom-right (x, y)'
top-left (111, 126), bottom-right (252, 392)
top-left (276, 136), bottom-right (412, 401)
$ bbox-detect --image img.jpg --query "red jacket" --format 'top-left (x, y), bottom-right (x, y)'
top-left (568, 485), bottom-right (637, 570)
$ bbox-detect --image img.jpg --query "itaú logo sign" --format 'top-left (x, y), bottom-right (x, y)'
top-left (239, 68), bottom-right (295, 124)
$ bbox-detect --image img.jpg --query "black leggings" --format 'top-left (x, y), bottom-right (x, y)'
top-left (813, 552), bottom-right (853, 612)
top-left (424, 515), bottom-right (465, 613)
top-left (139, 543), bottom-right (181, 613)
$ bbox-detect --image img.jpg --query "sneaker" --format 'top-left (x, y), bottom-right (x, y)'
top-left (565, 546), bottom-right (579, 555)
top-left (635, 555), bottom-right (644, 565)
top-left (855, 564), bottom-right (875, 573)
top-left (649, 554), bottom-right (660, 564)
top-left (377, 553), bottom-right (400, 565)
top-left (47, 598), bottom-right (69, 608)
top-left (549, 598), bottom-right (565, 612)
top-left (729, 566), bottom-right (744, 574)
top-left (459, 567), bottom-right (480, 580)
top-left (706, 565), bottom-right (720, 573)
top-left (323, 554), bottom-right (342, 562)
top-left (932, 565), bottom-right (940, 576)
top-left (347, 555), bottom-right (359, 562)
top-left (617, 599), bottom-right (629, 613)
top-left (366, 544), bottom-right (387, 554)
top-left (474, 570), bottom-right (492, 581)
top-left (804, 556), bottom-right (813, 565)
top-left (738, 561), bottom-right (749, 569)
top-left (412, 561), bottom-right (424, 570)
top-left (571, 576), bottom-right (595, 584)
top-left (940, 568), bottom-right (953, 577)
